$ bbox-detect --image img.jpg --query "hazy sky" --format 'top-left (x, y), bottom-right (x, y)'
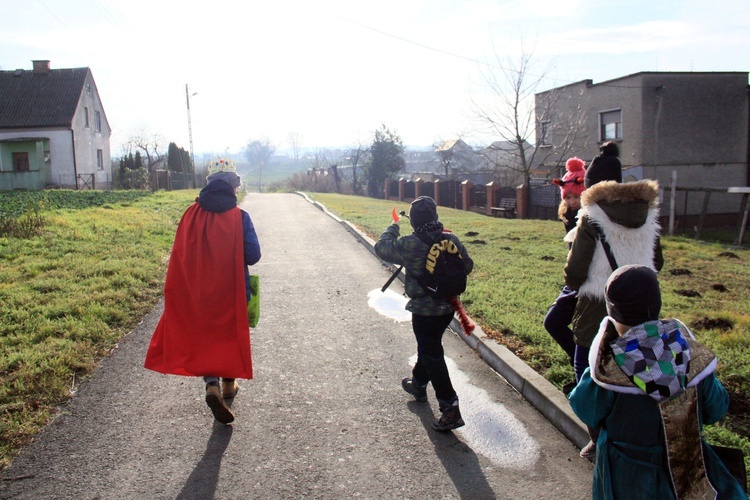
top-left (2, 0), bottom-right (749, 157)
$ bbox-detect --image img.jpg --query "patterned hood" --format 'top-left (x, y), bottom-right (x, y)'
top-left (611, 319), bottom-right (690, 403)
top-left (589, 318), bottom-right (717, 401)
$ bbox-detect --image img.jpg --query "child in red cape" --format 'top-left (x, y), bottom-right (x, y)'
top-left (145, 159), bottom-right (261, 424)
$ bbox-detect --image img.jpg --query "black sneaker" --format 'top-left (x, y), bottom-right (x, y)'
top-left (432, 401), bottom-right (465, 432)
top-left (401, 377), bottom-right (427, 402)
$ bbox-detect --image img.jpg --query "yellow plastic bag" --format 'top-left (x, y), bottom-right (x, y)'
top-left (247, 274), bottom-right (260, 327)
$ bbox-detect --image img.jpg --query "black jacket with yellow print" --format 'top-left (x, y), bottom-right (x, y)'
top-left (374, 223), bottom-right (473, 316)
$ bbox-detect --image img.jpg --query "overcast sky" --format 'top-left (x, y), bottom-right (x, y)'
top-left (2, 0), bottom-right (749, 157)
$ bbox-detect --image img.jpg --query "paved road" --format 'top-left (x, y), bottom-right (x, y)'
top-left (0, 193), bottom-right (592, 499)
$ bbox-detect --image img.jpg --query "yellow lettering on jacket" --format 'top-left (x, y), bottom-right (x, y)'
top-left (425, 239), bottom-right (461, 274)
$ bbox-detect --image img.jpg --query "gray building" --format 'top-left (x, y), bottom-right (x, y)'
top-left (534, 72), bottom-right (749, 215)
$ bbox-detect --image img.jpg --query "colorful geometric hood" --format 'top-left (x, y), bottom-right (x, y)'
top-left (589, 318), bottom-right (717, 402)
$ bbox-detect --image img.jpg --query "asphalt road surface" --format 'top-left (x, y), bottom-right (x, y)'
top-left (0, 192), bottom-right (592, 499)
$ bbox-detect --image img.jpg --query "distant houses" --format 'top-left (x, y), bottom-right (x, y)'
top-left (0, 60), bottom-right (112, 190)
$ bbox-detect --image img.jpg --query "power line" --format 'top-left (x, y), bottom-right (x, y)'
top-left (36, 0), bottom-right (65, 26)
top-left (339, 16), bottom-right (688, 91)
top-left (340, 16), bottom-right (503, 70)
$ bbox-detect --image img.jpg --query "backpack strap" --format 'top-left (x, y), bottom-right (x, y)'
top-left (592, 223), bottom-right (619, 271)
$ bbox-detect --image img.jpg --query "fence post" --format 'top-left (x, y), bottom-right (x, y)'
top-left (398, 178), bottom-right (407, 202)
top-left (669, 170), bottom-right (676, 236)
top-left (516, 184), bottom-right (528, 219)
top-left (433, 179), bottom-right (441, 207)
top-left (461, 180), bottom-right (473, 212)
top-left (695, 191), bottom-right (711, 239)
top-left (485, 181), bottom-right (497, 216)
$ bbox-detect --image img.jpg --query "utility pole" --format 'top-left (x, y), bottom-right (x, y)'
top-left (185, 84), bottom-right (197, 187)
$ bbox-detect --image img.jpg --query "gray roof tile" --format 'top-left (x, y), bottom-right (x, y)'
top-left (0, 67), bottom-right (88, 129)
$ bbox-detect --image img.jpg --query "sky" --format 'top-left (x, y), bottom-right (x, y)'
top-left (1, 0), bottom-right (749, 158)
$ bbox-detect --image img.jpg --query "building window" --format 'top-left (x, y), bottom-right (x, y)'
top-left (540, 120), bottom-right (551, 146)
top-left (97, 149), bottom-right (104, 170)
top-left (13, 152), bottom-right (30, 172)
top-left (44, 150), bottom-right (51, 163)
top-left (84, 107), bottom-right (89, 128)
top-left (600, 109), bottom-right (622, 141)
top-left (94, 111), bottom-right (101, 132)
top-left (86, 83), bottom-right (91, 95)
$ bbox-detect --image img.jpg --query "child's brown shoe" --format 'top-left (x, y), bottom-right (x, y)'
top-left (205, 384), bottom-right (234, 424)
top-left (222, 380), bottom-right (239, 399)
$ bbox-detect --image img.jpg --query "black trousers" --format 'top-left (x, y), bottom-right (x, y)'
top-left (410, 313), bottom-right (457, 403)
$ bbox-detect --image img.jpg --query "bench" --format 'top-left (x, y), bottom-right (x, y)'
top-left (491, 198), bottom-right (517, 218)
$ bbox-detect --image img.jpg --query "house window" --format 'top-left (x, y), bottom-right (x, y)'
top-left (97, 149), bottom-right (104, 170)
top-left (600, 109), bottom-right (622, 141)
top-left (44, 150), bottom-right (51, 163)
top-left (13, 152), bottom-right (30, 172)
top-left (84, 107), bottom-right (89, 128)
top-left (94, 111), bottom-right (101, 132)
top-left (86, 83), bottom-right (91, 95)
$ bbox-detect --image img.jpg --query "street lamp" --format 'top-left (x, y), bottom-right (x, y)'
top-left (185, 84), bottom-right (198, 187)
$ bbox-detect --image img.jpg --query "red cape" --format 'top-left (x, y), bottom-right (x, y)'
top-left (144, 203), bottom-right (252, 379)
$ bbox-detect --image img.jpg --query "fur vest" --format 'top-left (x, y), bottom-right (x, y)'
top-left (565, 180), bottom-right (661, 300)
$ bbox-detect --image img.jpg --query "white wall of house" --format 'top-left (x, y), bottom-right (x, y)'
top-left (71, 71), bottom-right (112, 189)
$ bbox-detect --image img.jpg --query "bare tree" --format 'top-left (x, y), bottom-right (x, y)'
top-left (244, 138), bottom-right (277, 193)
top-left (125, 127), bottom-right (167, 172)
top-left (305, 149), bottom-right (335, 171)
top-left (433, 139), bottom-right (456, 177)
top-left (287, 132), bottom-right (303, 161)
top-left (471, 46), bottom-right (588, 211)
top-left (347, 141), bottom-right (369, 196)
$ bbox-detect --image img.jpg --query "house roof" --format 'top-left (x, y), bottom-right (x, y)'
top-left (0, 67), bottom-right (89, 129)
top-left (435, 139), bottom-right (468, 152)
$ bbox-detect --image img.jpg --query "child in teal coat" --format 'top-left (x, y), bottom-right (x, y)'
top-left (569, 265), bottom-right (746, 499)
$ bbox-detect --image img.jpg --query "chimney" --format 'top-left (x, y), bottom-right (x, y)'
top-left (32, 60), bottom-right (51, 74)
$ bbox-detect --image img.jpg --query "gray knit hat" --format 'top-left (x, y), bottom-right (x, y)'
top-left (206, 170), bottom-right (241, 189)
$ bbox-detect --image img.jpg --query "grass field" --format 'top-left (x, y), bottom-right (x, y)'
top-left (0, 189), bottom-right (748, 481)
top-left (0, 190), bottom-right (197, 469)
top-left (307, 192), bottom-right (750, 478)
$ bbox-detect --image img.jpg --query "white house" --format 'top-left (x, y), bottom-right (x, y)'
top-left (0, 60), bottom-right (112, 190)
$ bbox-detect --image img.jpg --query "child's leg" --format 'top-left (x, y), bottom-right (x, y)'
top-left (574, 345), bottom-right (590, 382)
top-left (412, 313), bottom-right (456, 402)
top-left (543, 286), bottom-right (577, 365)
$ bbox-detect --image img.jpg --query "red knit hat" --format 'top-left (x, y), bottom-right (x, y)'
top-left (553, 157), bottom-right (586, 198)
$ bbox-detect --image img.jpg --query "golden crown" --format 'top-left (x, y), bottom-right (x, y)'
top-left (207, 158), bottom-right (236, 175)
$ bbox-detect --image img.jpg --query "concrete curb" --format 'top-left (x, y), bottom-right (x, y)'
top-left (298, 192), bottom-right (589, 449)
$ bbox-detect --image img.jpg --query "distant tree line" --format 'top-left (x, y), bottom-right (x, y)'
top-left (114, 141), bottom-right (193, 190)
top-left (167, 142), bottom-right (193, 174)
top-left (275, 124), bottom-right (405, 198)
